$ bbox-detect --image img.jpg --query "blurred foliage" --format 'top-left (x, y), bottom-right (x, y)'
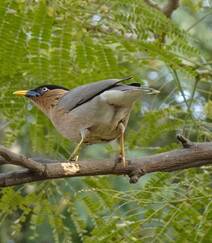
top-left (0, 0), bottom-right (211, 242)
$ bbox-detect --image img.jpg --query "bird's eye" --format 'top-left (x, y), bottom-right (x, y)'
top-left (41, 87), bottom-right (48, 92)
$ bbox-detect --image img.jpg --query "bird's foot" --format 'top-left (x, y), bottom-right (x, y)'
top-left (68, 154), bottom-right (79, 162)
top-left (115, 155), bottom-right (129, 168)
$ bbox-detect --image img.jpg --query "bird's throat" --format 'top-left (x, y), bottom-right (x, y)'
top-left (30, 89), bottom-right (68, 117)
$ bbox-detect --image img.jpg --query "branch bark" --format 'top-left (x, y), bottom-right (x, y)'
top-left (0, 146), bottom-right (45, 173)
top-left (0, 136), bottom-right (211, 187)
top-left (144, 0), bottom-right (180, 18)
top-left (163, 0), bottom-right (179, 18)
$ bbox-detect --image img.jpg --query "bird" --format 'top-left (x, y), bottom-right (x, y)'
top-left (13, 77), bottom-right (159, 167)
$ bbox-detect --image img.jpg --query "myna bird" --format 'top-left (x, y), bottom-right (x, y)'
top-left (13, 77), bottom-right (159, 167)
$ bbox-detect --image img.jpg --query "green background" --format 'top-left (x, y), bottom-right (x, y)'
top-left (0, 0), bottom-right (211, 242)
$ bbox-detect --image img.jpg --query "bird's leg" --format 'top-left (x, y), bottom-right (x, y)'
top-left (68, 138), bottom-right (83, 161)
top-left (68, 129), bottom-right (87, 161)
top-left (118, 122), bottom-right (127, 167)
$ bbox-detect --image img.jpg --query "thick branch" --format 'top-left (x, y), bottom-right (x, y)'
top-left (0, 136), bottom-right (212, 187)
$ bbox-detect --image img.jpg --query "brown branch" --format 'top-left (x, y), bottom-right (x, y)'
top-left (144, 0), bottom-right (180, 18)
top-left (163, 0), bottom-right (180, 18)
top-left (0, 146), bottom-right (45, 173)
top-left (144, 0), bottom-right (160, 11)
top-left (0, 136), bottom-right (212, 187)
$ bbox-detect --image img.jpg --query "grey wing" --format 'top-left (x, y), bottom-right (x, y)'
top-left (58, 77), bottom-right (132, 112)
top-left (100, 82), bottom-right (142, 107)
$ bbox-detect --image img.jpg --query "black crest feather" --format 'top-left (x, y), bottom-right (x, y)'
top-left (32, 84), bottom-right (69, 92)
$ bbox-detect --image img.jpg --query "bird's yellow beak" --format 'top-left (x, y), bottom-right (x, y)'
top-left (13, 90), bottom-right (28, 96)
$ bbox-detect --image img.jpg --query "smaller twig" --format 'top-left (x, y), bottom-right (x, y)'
top-left (188, 76), bottom-right (199, 111)
top-left (163, 0), bottom-right (179, 18)
top-left (0, 146), bottom-right (45, 173)
top-left (144, 0), bottom-right (179, 18)
top-left (144, 0), bottom-right (160, 11)
top-left (186, 10), bottom-right (212, 32)
top-left (177, 135), bottom-right (193, 148)
top-left (0, 155), bottom-right (7, 165)
top-left (171, 68), bottom-right (190, 110)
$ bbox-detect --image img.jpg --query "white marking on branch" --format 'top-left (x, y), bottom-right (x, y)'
top-left (61, 162), bottom-right (80, 175)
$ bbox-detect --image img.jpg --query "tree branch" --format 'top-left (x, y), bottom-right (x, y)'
top-left (163, 0), bottom-right (180, 18)
top-left (0, 146), bottom-right (45, 173)
top-left (0, 136), bottom-right (211, 187)
top-left (144, 0), bottom-right (180, 18)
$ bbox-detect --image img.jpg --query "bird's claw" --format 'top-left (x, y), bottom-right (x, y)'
top-left (68, 154), bottom-right (79, 162)
top-left (115, 155), bottom-right (129, 168)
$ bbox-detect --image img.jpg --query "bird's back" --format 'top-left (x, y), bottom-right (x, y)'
top-left (58, 77), bottom-right (136, 112)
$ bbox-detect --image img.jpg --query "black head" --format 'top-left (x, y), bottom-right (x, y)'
top-left (30, 84), bottom-right (69, 97)
top-left (14, 84), bottom-right (69, 97)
